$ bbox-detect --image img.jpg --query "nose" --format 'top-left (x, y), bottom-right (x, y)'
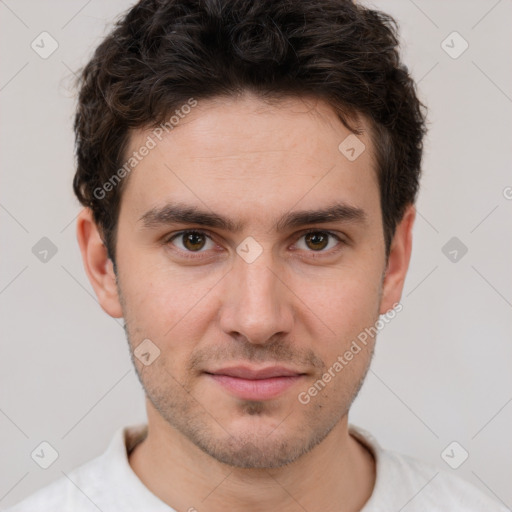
top-left (218, 249), bottom-right (294, 345)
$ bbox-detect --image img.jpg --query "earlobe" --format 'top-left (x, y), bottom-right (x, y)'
top-left (76, 208), bottom-right (123, 318)
top-left (379, 204), bottom-right (416, 315)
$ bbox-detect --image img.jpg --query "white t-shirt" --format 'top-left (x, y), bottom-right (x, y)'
top-left (2, 423), bottom-right (507, 511)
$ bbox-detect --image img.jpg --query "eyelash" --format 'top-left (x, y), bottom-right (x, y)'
top-left (164, 229), bottom-right (346, 260)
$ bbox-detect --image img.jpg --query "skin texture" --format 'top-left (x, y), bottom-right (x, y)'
top-left (77, 92), bottom-right (415, 512)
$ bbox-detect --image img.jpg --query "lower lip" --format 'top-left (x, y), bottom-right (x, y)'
top-left (207, 374), bottom-right (303, 401)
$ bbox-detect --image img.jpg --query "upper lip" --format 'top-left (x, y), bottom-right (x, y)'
top-left (205, 365), bottom-right (304, 380)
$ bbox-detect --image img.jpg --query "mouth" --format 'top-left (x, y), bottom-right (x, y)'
top-left (204, 365), bottom-right (307, 401)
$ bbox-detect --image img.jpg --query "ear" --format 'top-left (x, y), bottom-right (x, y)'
top-left (76, 208), bottom-right (123, 318)
top-left (379, 204), bottom-right (416, 315)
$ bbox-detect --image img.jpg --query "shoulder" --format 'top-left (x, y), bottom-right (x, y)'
top-left (1, 456), bottom-right (107, 512)
top-left (383, 449), bottom-right (507, 510)
top-left (349, 425), bottom-right (508, 511)
top-left (2, 424), bottom-right (149, 512)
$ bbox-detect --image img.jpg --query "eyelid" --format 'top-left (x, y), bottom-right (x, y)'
top-left (296, 227), bottom-right (343, 239)
top-left (165, 229), bottom-right (216, 249)
top-left (291, 228), bottom-right (346, 255)
top-left (164, 229), bottom-right (220, 260)
top-left (165, 228), bottom-right (346, 257)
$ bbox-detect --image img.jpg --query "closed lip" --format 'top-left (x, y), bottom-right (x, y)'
top-left (204, 365), bottom-right (306, 380)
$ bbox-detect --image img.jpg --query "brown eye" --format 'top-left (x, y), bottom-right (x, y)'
top-left (168, 230), bottom-right (215, 253)
top-left (304, 232), bottom-right (329, 251)
top-left (295, 230), bottom-right (343, 254)
top-left (182, 231), bottom-right (206, 251)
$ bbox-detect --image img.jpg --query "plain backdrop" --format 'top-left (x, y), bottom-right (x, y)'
top-left (1, 0), bottom-right (511, 508)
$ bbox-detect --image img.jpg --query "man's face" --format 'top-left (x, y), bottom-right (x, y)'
top-left (113, 94), bottom-right (389, 468)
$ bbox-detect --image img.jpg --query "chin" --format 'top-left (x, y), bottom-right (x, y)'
top-left (190, 414), bottom-right (334, 470)
top-left (199, 434), bottom-right (306, 469)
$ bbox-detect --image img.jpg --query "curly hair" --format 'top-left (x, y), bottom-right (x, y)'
top-left (73, 0), bottom-right (427, 264)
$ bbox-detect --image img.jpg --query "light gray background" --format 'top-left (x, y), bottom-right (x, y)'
top-left (1, 0), bottom-right (511, 508)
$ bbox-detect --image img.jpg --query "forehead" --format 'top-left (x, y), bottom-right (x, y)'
top-left (119, 94), bottom-right (380, 228)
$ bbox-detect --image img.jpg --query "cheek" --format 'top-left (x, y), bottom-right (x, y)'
top-left (308, 279), bottom-right (379, 395)
top-left (305, 267), bottom-right (381, 325)
top-left (299, 271), bottom-right (381, 369)
top-left (118, 262), bottom-right (217, 360)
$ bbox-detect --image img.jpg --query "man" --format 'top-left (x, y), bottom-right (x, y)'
top-left (4, 0), bottom-right (506, 510)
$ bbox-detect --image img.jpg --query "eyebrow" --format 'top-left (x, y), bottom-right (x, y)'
top-left (138, 201), bottom-right (368, 233)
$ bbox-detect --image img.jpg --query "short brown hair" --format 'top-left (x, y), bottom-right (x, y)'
top-left (73, 0), bottom-right (427, 264)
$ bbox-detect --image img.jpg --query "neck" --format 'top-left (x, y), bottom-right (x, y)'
top-left (129, 403), bottom-right (375, 512)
